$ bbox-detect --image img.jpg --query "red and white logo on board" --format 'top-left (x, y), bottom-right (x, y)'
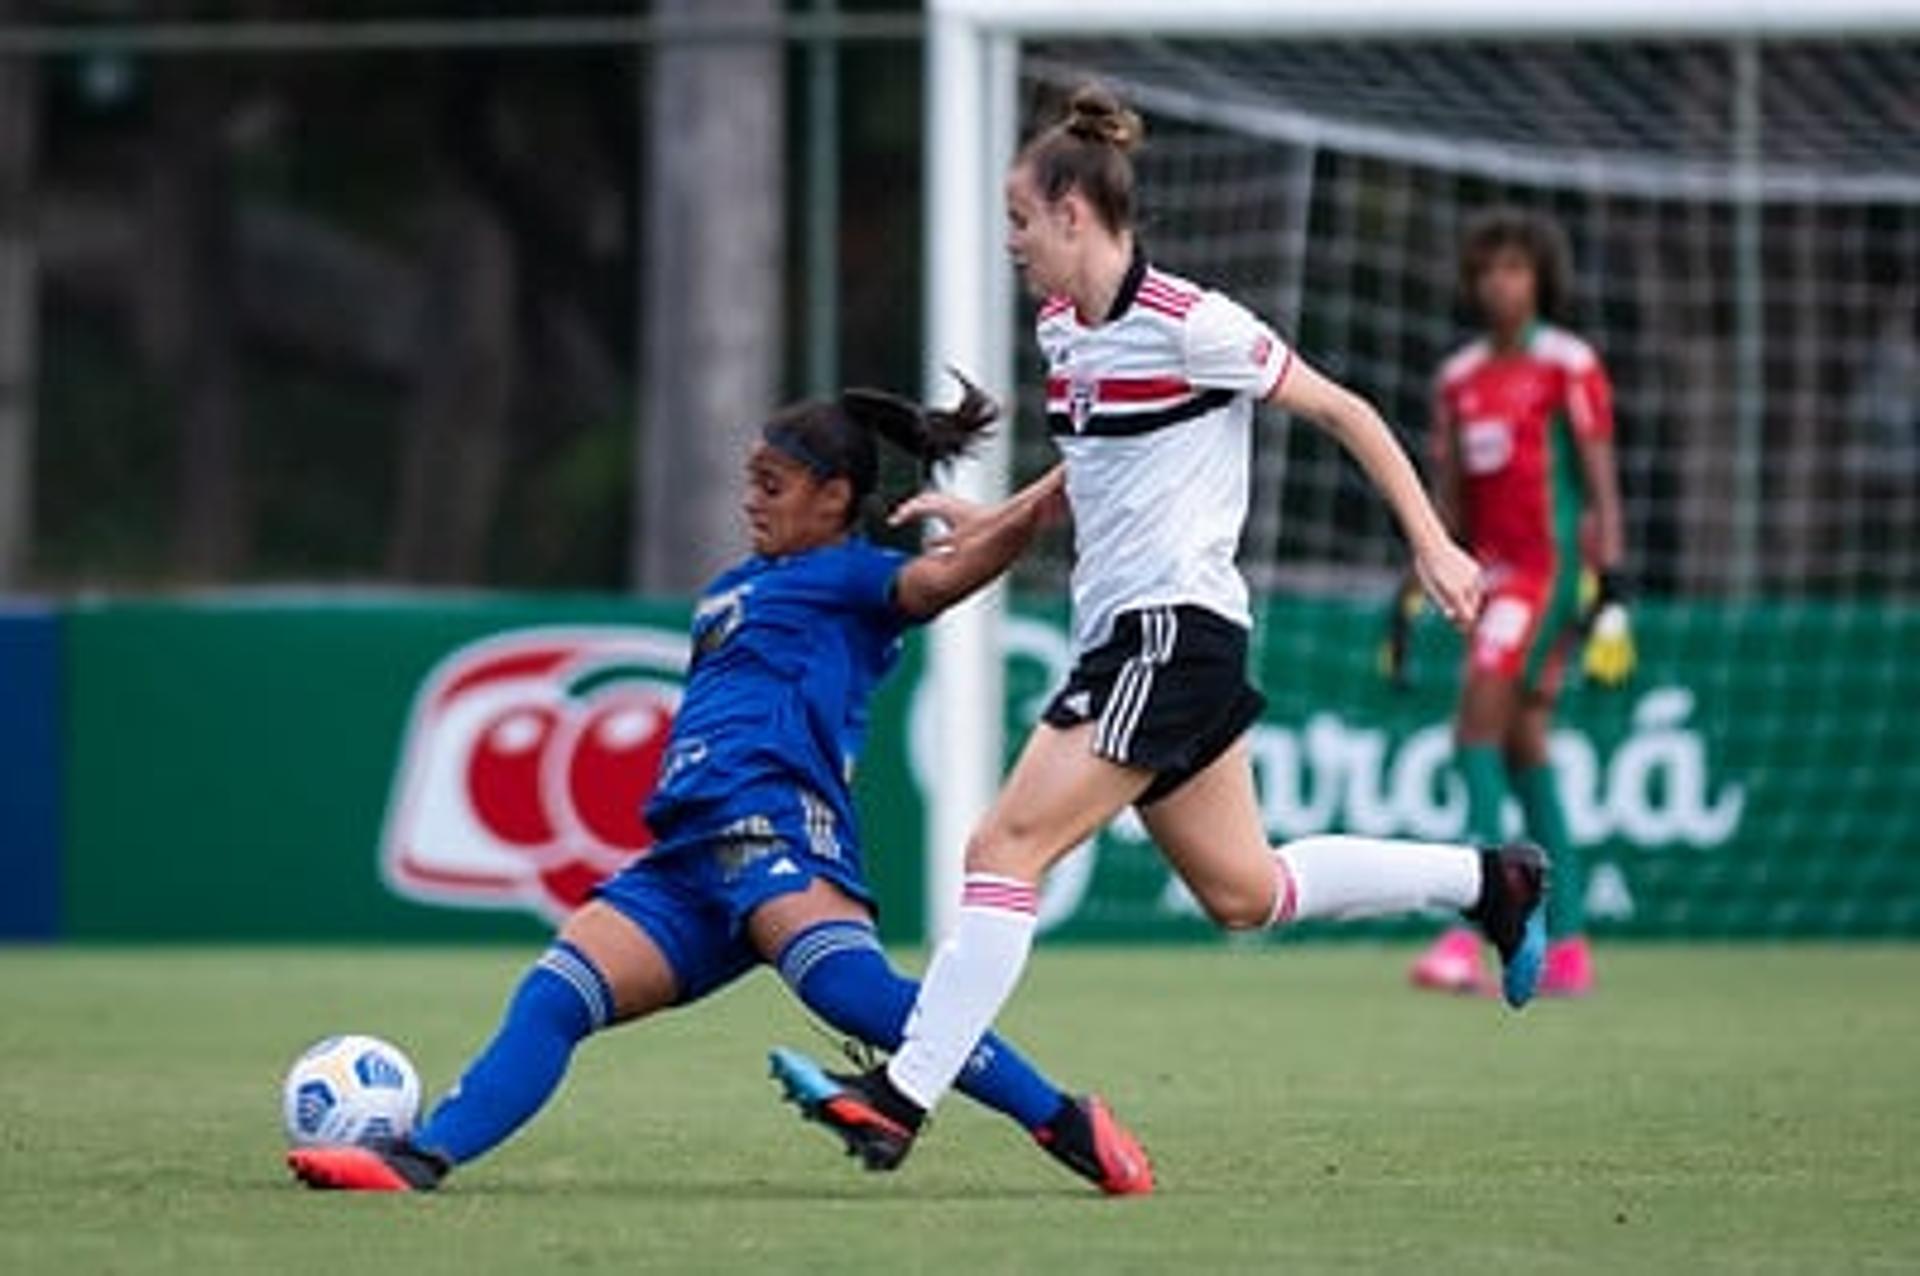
top-left (382, 626), bottom-right (689, 922)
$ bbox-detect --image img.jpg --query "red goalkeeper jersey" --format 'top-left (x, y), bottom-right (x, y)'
top-left (1434, 323), bottom-right (1614, 580)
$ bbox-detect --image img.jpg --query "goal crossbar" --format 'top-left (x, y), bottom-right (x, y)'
top-left (935, 0), bottom-right (1920, 40)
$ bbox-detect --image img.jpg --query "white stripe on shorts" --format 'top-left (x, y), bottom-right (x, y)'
top-left (1110, 608), bottom-right (1172, 754)
top-left (1095, 606), bottom-right (1179, 761)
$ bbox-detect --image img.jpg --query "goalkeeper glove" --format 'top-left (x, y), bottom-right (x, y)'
top-left (1580, 569), bottom-right (1636, 688)
top-left (1377, 578), bottom-right (1426, 689)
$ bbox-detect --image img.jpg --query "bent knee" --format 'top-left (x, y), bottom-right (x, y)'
top-left (1504, 744), bottom-right (1548, 773)
top-left (1194, 881), bottom-right (1275, 932)
top-left (962, 821), bottom-right (1054, 881)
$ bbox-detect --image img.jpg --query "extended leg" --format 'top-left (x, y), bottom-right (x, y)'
top-left (1140, 738), bottom-right (1546, 1007)
top-left (288, 902), bottom-right (674, 1191)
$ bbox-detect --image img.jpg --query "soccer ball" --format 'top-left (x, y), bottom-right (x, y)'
top-left (281, 1034), bottom-right (422, 1148)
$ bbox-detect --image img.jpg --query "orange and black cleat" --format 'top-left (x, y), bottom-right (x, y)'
top-left (287, 1141), bottom-right (450, 1192)
top-left (1034, 1094), bottom-right (1155, 1196)
top-left (769, 1047), bottom-right (923, 1172)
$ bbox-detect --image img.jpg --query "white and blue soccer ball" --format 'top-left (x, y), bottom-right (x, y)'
top-left (281, 1034), bottom-right (422, 1148)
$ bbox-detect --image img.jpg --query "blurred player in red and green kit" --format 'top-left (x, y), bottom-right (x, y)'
top-left (1396, 208), bottom-right (1634, 998)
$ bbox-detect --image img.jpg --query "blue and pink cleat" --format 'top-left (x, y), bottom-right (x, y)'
top-left (769, 1047), bottom-right (1154, 1195)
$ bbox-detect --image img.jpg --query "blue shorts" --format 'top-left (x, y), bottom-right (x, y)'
top-left (593, 831), bottom-right (874, 1005)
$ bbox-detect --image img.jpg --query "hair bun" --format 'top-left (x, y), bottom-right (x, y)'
top-left (1064, 85), bottom-right (1144, 154)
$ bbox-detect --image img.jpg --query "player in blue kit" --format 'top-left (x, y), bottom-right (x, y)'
top-left (286, 376), bottom-right (1153, 1196)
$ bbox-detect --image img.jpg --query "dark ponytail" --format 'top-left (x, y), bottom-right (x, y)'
top-left (840, 367), bottom-right (998, 475)
top-left (759, 369), bottom-right (998, 529)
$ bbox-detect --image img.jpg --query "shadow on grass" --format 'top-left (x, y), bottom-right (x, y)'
top-left (244, 1167), bottom-right (1099, 1206)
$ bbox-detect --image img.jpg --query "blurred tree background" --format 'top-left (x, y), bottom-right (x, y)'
top-left (0, 0), bottom-right (924, 593)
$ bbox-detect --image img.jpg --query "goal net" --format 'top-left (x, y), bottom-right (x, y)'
top-left (927, 7), bottom-right (1920, 940)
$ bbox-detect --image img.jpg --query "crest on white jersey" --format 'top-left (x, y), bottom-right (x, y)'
top-left (1068, 375), bottom-right (1096, 434)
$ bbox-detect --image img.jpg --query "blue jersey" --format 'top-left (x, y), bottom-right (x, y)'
top-left (643, 538), bottom-right (911, 871)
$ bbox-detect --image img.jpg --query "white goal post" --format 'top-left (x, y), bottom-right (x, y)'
top-left (921, 0), bottom-right (1920, 942)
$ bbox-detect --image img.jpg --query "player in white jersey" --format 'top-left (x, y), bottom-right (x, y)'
top-left (1037, 262), bottom-right (1273, 656)
top-left (771, 85), bottom-right (1550, 1178)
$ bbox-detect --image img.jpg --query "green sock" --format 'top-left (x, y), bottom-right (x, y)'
top-left (1515, 763), bottom-right (1581, 940)
top-left (1456, 744), bottom-right (1507, 848)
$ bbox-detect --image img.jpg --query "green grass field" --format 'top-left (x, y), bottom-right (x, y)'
top-left (2, 945), bottom-right (1916, 1275)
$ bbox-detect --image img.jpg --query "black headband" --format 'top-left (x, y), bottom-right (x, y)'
top-left (763, 422), bottom-right (840, 480)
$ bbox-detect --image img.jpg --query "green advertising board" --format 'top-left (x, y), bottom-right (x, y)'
top-left (55, 594), bottom-right (1920, 943)
top-left (59, 595), bottom-right (922, 944)
top-left (982, 599), bottom-right (1920, 941)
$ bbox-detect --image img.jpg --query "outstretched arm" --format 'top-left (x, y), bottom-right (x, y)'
top-left (890, 466), bottom-right (1068, 621)
top-left (1378, 385), bottom-right (1457, 686)
top-left (1271, 357), bottom-right (1482, 630)
top-left (1428, 380), bottom-right (1464, 544)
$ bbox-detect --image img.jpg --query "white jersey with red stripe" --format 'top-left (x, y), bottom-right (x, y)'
top-left (1038, 252), bottom-right (1293, 654)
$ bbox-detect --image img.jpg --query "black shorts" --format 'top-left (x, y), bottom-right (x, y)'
top-left (1042, 604), bottom-right (1267, 806)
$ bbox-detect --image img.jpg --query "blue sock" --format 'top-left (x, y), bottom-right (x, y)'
top-left (776, 921), bottom-right (1067, 1131)
top-left (413, 941), bottom-right (614, 1165)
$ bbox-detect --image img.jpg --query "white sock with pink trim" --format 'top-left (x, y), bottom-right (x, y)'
top-left (885, 873), bottom-right (1039, 1113)
top-left (1269, 834), bottom-right (1481, 925)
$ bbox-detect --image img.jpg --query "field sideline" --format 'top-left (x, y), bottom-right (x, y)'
top-left (2, 944), bottom-right (1915, 1274)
